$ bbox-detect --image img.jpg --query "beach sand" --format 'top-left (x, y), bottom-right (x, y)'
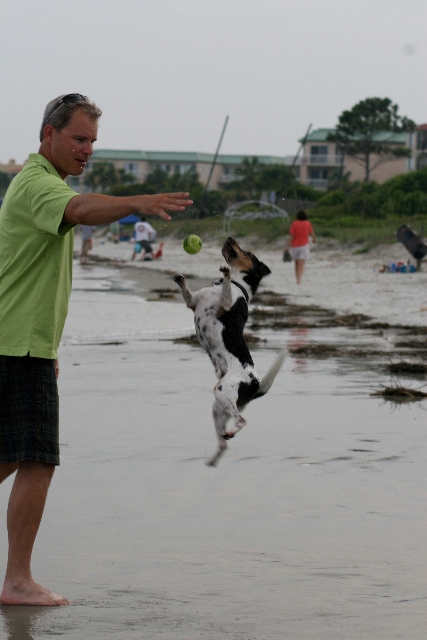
top-left (0, 234), bottom-right (426, 639)
top-left (82, 233), bottom-right (427, 327)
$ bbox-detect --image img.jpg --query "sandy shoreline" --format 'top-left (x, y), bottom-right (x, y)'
top-left (82, 232), bottom-right (427, 330)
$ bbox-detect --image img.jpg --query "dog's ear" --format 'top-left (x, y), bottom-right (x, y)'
top-left (259, 262), bottom-right (271, 277)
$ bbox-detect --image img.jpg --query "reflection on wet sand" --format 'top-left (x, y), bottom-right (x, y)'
top-left (0, 606), bottom-right (50, 640)
top-left (287, 318), bottom-right (309, 374)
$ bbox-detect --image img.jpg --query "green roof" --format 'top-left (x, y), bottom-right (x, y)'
top-left (90, 149), bottom-right (291, 166)
top-left (301, 128), bottom-right (335, 142)
top-left (301, 128), bottom-right (407, 144)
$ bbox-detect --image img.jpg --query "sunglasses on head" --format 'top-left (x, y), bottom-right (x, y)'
top-left (45, 93), bottom-right (88, 120)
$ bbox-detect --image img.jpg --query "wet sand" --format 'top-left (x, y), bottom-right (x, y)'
top-left (1, 241), bottom-right (426, 639)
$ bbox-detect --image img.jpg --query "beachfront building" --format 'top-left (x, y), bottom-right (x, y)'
top-left (66, 150), bottom-right (292, 193)
top-left (4, 126), bottom-right (425, 194)
top-left (0, 158), bottom-right (25, 177)
top-left (295, 128), bottom-right (412, 190)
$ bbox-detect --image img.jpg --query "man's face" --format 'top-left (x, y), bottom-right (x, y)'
top-left (45, 109), bottom-right (98, 179)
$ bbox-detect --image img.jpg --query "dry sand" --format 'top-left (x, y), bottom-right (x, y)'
top-left (0, 233), bottom-right (426, 639)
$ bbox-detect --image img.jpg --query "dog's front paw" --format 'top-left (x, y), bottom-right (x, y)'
top-left (219, 265), bottom-right (230, 278)
top-left (173, 274), bottom-right (185, 286)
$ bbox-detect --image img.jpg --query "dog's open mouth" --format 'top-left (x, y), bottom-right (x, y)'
top-left (222, 237), bottom-right (238, 263)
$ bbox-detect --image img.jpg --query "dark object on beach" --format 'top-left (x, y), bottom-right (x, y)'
top-left (283, 249), bottom-right (292, 262)
top-left (396, 225), bottom-right (427, 260)
top-left (371, 384), bottom-right (427, 400)
top-left (386, 361), bottom-right (427, 375)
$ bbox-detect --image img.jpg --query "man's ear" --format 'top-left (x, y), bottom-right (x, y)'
top-left (43, 124), bottom-right (55, 143)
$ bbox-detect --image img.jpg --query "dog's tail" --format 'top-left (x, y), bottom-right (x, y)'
top-left (253, 349), bottom-right (287, 399)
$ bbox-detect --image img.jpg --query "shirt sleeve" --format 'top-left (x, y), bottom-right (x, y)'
top-left (30, 172), bottom-right (78, 236)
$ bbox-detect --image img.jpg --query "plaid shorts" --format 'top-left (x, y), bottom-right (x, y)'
top-left (0, 355), bottom-right (60, 465)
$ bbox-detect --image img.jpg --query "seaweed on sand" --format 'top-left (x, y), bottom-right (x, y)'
top-left (289, 343), bottom-right (341, 357)
top-left (251, 292), bottom-right (287, 306)
top-left (149, 288), bottom-right (178, 300)
top-left (371, 384), bottom-right (427, 400)
top-left (386, 362), bottom-right (427, 375)
top-left (395, 339), bottom-right (427, 349)
top-left (329, 313), bottom-right (371, 327)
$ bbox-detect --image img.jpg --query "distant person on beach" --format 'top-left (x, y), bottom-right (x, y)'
top-left (131, 216), bottom-right (156, 261)
top-left (0, 93), bottom-right (192, 606)
top-left (80, 224), bottom-right (95, 264)
top-left (109, 220), bottom-right (120, 243)
top-left (285, 210), bottom-right (316, 284)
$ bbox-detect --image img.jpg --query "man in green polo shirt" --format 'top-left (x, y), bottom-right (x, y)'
top-left (0, 94), bottom-right (192, 606)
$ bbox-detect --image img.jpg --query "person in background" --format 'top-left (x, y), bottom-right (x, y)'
top-left (285, 210), bottom-right (316, 284)
top-left (80, 224), bottom-right (95, 264)
top-left (131, 216), bottom-right (156, 261)
top-left (109, 220), bottom-right (120, 243)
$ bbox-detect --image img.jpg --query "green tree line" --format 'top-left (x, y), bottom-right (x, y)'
top-left (314, 167), bottom-right (427, 219)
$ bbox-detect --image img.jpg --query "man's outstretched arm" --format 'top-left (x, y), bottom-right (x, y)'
top-left (63, 192), bottom-right (193, 225)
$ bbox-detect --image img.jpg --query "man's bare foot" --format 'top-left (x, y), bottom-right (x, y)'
top-left (0, 579), bottom-right (70, 606)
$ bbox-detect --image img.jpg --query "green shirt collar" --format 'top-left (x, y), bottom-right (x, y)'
top-left (27, 153), bottom-right (63, 180)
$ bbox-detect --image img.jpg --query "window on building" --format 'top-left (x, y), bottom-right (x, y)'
top-left (417, 131), bottom-right (427, 151)
top-left (310, 145), bottom-right (328, 156)
top-left (174, 164), bottom-right (181, 174)
top-left (309, 146), bottom-right (329, 165)
top-left (124, 162), bottom-right (139, 177)
top-left (309, 169), bottom-right (328, 180)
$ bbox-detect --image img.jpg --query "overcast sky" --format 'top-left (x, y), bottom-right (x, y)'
top-left (1, 0), bottom-right (426, 164)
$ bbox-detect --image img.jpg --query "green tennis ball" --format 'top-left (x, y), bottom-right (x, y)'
top-left (183, 234), bottom-right (203, 254)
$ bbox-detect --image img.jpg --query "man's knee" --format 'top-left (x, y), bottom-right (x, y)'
top-left (18, 460), bottom-right (56, 483)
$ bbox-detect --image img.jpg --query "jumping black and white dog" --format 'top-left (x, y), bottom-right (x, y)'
top-left (174, 237), bottom-right (285, 466)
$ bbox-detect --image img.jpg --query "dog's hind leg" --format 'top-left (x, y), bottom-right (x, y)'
top-left (173, 274), bottom-right (196, 310)
top-left (213, 382), bottom-right (246, 439)
top-left (206, 400), bottom-right (230, 467)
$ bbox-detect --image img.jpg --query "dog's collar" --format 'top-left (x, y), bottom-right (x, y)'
top-left (213, 278), bottom-right (249, 303)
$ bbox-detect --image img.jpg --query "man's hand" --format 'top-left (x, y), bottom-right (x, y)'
top-left (137, 193), bottom-right (193, 221)
top-left (54, 359), bottom-right (59, 379)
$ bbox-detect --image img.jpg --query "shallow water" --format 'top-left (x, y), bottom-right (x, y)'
top-left (0, 264), bottom-right (426, 639)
